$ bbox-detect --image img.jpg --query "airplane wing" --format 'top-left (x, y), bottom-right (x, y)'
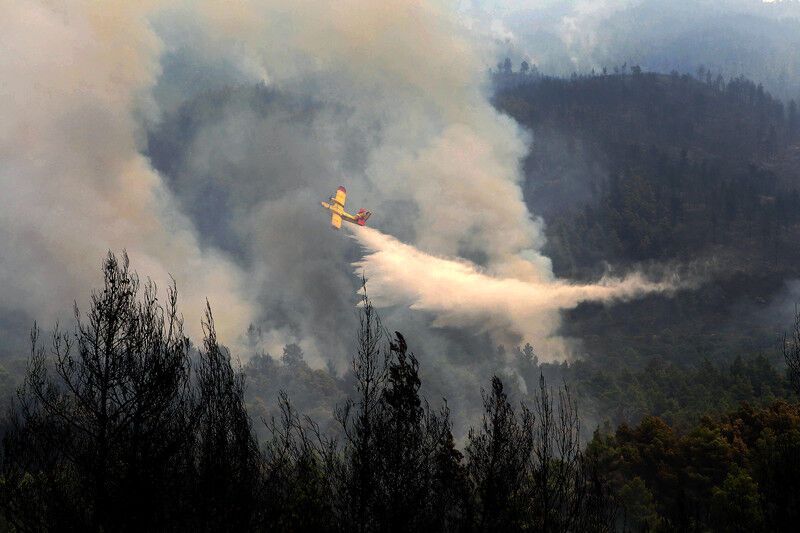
top-left (334, 186), bottom-right (347, 207)
top-left (331, 212), bottom-right (342, 229)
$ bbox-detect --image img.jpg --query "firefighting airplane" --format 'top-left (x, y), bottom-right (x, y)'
top-left (320, 186), bottom-right (372, 229)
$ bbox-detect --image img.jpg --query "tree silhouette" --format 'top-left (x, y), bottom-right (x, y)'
top-left (466, 376), bottom-right (533, 531)
top-left (335, 280), bottom-right (387, 532)
top-left (192, 303), bottom-right (261, 532)
top-left (2, 252), bottom-right (195, 530)
top-left (783, 306), bottom-right (800, 395)
top-left (0, 253), bottom-right (266, 531)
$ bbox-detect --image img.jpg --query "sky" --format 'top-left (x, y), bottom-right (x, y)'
top-left (460, 0), bottom-right (800, 99)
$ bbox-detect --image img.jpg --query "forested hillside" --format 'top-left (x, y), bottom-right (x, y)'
top-left (0, 255), bottom-right (616, 531)
top-left (2, 254), bottom-right (799, 531)
top-left (7, 0), bottom-right (800, 529)
top-left (495, 68), bottom-right (800, 272)
top-left (493, 68), bottom-right (800, 428)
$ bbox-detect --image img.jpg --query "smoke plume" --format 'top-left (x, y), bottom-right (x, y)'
top-left (2, 0), bottom-right (710, 371)
top-left (145, 0), bottom-right (561, 365)
top-left (0, 1), bottom-right (255, 343)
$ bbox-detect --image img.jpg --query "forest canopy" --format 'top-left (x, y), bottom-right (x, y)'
top-left (2, 253), bottom-right (799, 532)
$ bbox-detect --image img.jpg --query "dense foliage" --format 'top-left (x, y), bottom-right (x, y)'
top-left (496, 68), bottom-right (800, 263)
top-left (489, 67), bottom-right (800, 426)
top-left (496, 66), bottom-right (800, 291)
top-left (587, 400), bottom-right (800, 532)
top-left (2, 254), bottom-right (800, 532)
top-left (0, 255), bottom-right (614, 532)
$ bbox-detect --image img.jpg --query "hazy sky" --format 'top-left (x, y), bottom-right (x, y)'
top-left (461, 0), bottom-right (800, 99)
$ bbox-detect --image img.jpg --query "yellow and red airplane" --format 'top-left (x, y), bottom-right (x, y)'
top-left (320, 186), bottom-right (372, 229)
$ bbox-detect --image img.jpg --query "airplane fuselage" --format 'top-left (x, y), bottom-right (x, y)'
top-left (320, 201), bottom-right (366, 226)
top-left (320, 186), bottom-right (371, 229)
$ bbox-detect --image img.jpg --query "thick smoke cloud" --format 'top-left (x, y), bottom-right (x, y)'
top-left (146, 0), bottom-right (561, 366)
top-left (0, 1), bottom-right (255, 344)
top-left (146, 86), bottom-right (374, 362)
top-left (1, 0), bottom-right (729, 433)
top-left (2, 0), bottom-right (703, 376)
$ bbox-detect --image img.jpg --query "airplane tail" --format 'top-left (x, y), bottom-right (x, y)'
top-left (357, 210), bottom-right (371, 226)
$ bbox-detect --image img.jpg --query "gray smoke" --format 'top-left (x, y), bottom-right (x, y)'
top-left (145, 0), bottom-right (557, 368)
top-left (0, 0), bottom-right (725, 370)
top-left (0, 1), bottom-right (256, 346)
top-left (4, 0), bottom-right (773, 433)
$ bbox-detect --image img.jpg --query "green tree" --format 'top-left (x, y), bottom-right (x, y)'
top-left (466, 376), bottom-right (533, 531)
top-left (618, 477), bottom-right (662, 532)
top-left (710, 467), bottom-right (764, 533)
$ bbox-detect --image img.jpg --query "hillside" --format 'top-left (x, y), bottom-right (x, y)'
top-left (496, 70), bottom-right (800, 270)
top-left (494, 70), bottom-right (800, 426)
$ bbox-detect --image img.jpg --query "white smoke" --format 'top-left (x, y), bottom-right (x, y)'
top-left (351, 226), bottom-right (684, 359)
